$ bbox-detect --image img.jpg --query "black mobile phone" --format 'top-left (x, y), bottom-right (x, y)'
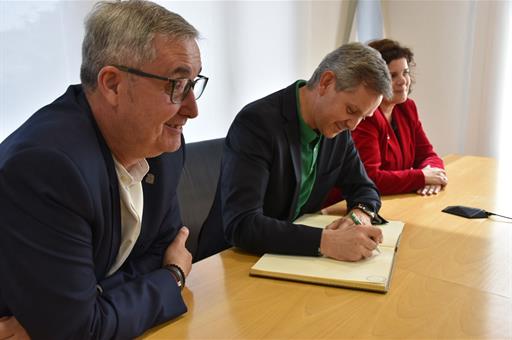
top-left (442, 205), bottom-right (489, 219)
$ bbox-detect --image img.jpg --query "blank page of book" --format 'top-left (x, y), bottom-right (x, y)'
top-left (250, 214), bottom-right (405, 292)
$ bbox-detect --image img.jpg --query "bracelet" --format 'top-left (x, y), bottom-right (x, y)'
top-left (163, 264), bottom-right (186, 290)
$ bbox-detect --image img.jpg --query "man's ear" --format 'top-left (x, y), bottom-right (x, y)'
top-left (318, 70), bottom-right (336, 96)
top-left (96, 66), bottom-right (123, 106)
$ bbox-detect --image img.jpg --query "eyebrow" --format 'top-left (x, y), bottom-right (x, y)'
top-left (169, 66), bottom-right (203, 78)
top-left (347, 104), bottom-right (361, 114)
top-left (169, 66), bottom-right (191, 78)
top-left (390, 67), bottom-right (409, 74)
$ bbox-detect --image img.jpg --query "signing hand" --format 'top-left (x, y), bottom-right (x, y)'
top-left (163, 226), bottom-right (192, 277)
top-left (320, 217), bottom-right (382, 261)
top-left (0, 316), bottom-right (30, 340)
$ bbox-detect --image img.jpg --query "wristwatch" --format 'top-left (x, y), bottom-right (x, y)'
top-left (354, 203), bottom-right (376, 220)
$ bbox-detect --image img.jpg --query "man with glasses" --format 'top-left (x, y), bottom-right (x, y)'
top-left (198, 43), bottom-right (392, 263)
top-left (0, 1), bottom-right (207, 339)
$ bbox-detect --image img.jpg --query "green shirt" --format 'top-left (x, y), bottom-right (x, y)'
top-left (294, 81), bottom-right (322, 219)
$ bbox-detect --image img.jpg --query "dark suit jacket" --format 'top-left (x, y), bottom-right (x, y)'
top-left (197, 81), bottom-right (381, 260)
top-left (0, 85), bottom-right (186, 339)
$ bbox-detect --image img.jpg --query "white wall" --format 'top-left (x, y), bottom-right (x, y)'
top-left (381, 1), bottom-right (474, 157)
top-left (0, 1), bottom-right (329, 144)
top-left (381, 0), bottom-right (511, 159)
top-left (161, 1), bottom-right (313, 142)
top-left (0, 1), bottom-right (94, 141)
top-left (1, 0), bottom-right (509, 158)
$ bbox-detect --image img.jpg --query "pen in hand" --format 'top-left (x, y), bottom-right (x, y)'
top-left (349, 212), bottom-right (381, 255)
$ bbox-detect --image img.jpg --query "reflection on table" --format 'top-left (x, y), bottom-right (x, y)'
top-left (142, 155), bottom-right (512, 339)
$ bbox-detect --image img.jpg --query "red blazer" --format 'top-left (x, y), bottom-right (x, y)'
top-left (351, 98), bottom-right (444, 195)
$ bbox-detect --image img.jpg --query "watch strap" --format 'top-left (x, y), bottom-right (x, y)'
top-left (163, 264), bottom-right (186, 290)
top-left (354, 203), bottom-right (376, 219)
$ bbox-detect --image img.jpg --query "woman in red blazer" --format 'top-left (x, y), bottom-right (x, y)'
top-left (351, 39), bottom-right (447, 196)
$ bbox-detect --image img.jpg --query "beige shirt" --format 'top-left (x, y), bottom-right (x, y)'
top-left (107, 158), bottom-right (150, 276)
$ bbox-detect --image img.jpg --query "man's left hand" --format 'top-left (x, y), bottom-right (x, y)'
top-left (163, 226), bottom-right (192, 277)
top-left (0, 316), bottom-right (30, 340)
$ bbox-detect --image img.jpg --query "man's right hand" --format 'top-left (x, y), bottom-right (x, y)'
top-left (162, 226), bottom-right (192, 277)
top-left (319, 218), bottom-right (383, 261)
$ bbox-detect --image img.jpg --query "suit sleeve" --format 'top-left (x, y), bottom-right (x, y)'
top-left (221, 114), bottom-right (322, 256)
top-left (352, 117), bottom-right (425, 195)
top-left (332, 133), bottom-right (381, 212)
top-left (0, 148), bottom-right (185, 340)
top-left (96, 193), bottom-right (180, 293)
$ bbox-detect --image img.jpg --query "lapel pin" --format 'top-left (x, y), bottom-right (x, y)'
top-left (145, 173), bottom-right (155, 184)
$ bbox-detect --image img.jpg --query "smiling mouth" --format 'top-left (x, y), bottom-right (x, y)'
top-left (164, 122), bottom-right (186, 132)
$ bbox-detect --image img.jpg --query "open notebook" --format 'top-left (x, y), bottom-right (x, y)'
top-left (250, 214), bottom-right (404, 293)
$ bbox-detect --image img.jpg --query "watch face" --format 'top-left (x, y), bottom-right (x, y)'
top-left (357, 204), bottom-right (375, 218)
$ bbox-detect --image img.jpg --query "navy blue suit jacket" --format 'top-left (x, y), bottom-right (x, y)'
top-left (197, 81), bottom-right (381, 260)
top-left (0, 85), bottom-right (186, 339)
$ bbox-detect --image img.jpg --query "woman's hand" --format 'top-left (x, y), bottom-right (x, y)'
top-left (416, 184), bottom-right (443, 196)
top-left (422, 165), bottom-right (448, 186)
top-left (418, 165), bottom-right (447, 196)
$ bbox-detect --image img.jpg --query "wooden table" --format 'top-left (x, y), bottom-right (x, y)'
top-left (143, 155), bottom-right (512, 339)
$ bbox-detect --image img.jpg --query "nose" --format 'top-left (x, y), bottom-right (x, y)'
top-left (395, 74), bottom-right (407, 87)
top-left (179, 90), bottom-right (199, 119)
top-left (395, 76), bottom-right (404, 85)
top-left (346, 116), bottom-right (363, 131)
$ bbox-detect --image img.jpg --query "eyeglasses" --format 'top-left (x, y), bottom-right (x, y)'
top-left (113, 65), bottom-right (208, 104)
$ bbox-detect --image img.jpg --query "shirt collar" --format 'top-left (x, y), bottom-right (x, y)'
top-left (113, 157), bottom-right (150, 187)
top-left (296, 80), bottom-right (319, 146)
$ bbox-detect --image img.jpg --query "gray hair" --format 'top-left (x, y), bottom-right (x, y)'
top-left (80, 0), bottom-right (199, 90)
top-left (307, 42), bottom-right (392, 98)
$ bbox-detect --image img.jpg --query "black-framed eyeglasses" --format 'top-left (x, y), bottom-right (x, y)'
top-left (113, 64), bottom-right (208, 104)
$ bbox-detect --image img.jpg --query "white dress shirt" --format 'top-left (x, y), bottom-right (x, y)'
top-left (107, 157), bottom-right (149, 276)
